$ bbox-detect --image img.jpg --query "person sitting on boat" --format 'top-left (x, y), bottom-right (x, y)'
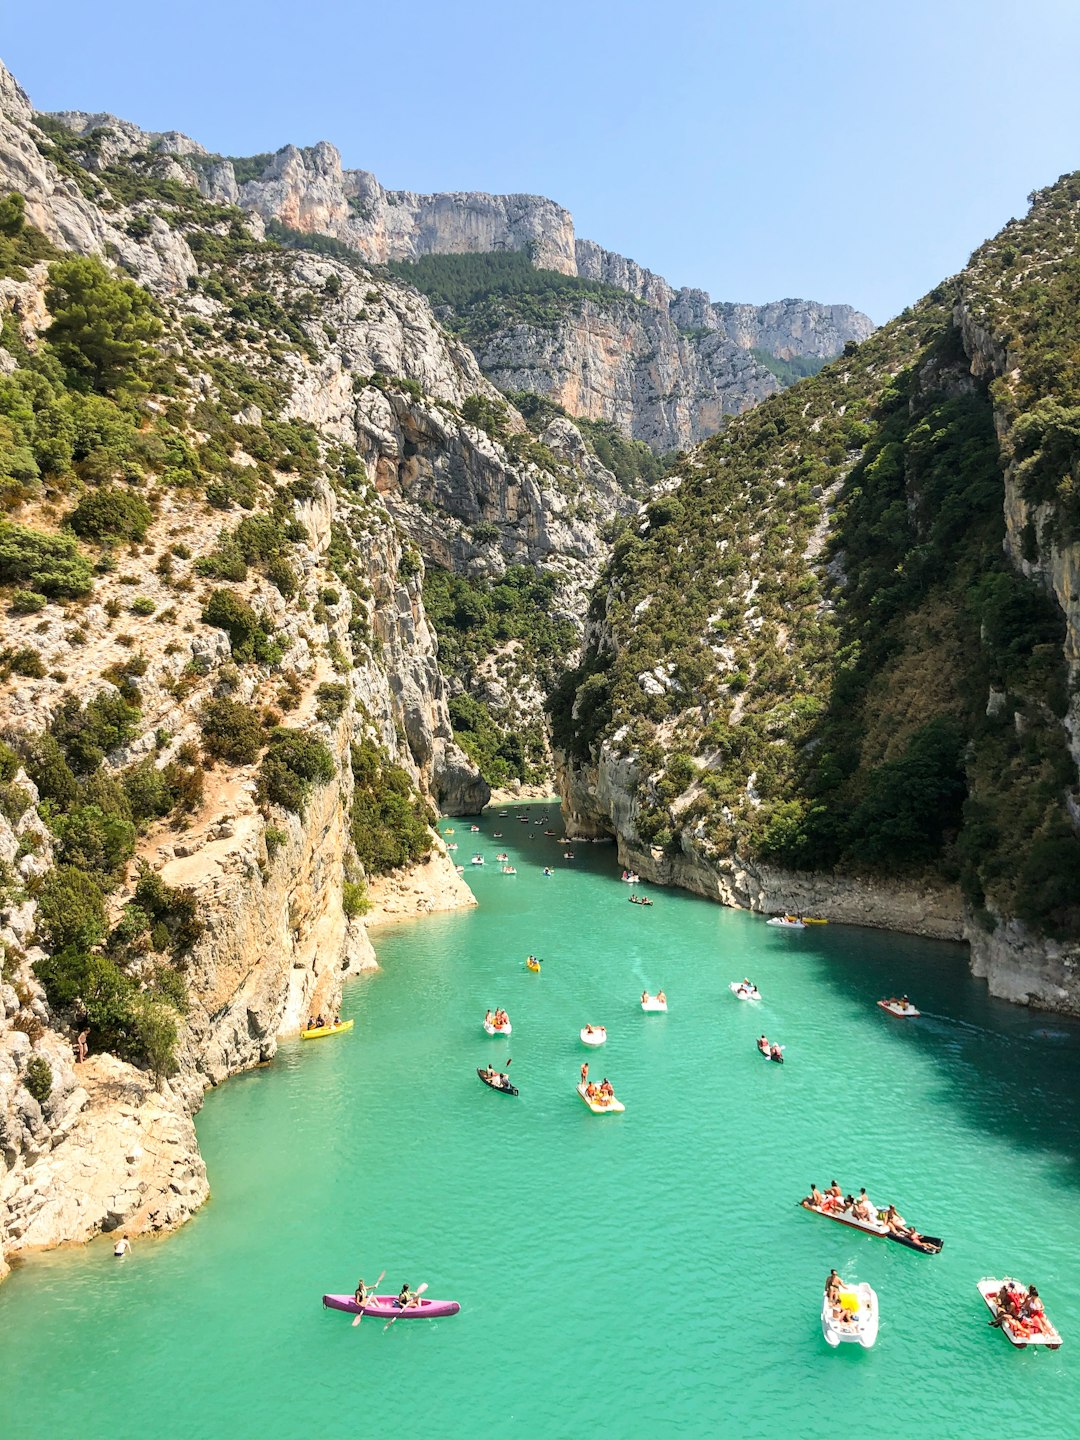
top-left (827, 1180), bottom-right (843, 1200)
top-left (758, 1035), bottom-right (770, 1054)
top-left (1019, 1286), bottom-right (1051, 1334)
top-left (642, 991), bottom-right (650, 1004)
top-left (485, 1010), bottom-right (494, 1026)
top-left (803, 1184), bottom-right (825, 1209)
top-left (852, 1190), bottom-right (876, 1223)
top-left (600, 1078), bottom-right (614, 1096)
top-left (656, 990), bottom-right (667, 1004)
top-left (354, 1278), bottom-right (370, 1306)
top-left (825, 1269), bottom-right (842, 1304)
top-left (397, 1283), bottom-right (420, 1309)
top-left (769, 1044), bottom-right (784, 1062)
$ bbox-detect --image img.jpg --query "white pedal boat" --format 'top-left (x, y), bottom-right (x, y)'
top-left (641, 994), bottom-right (668, 1012)
top-left (767, 915), bottom-right (805, 929)
top-left (822, 1283), bottom-right (878, 1348)
top-left (622, 873), bottom-right (641, 884)
top-left (577, 1082), bottom-right (624, 1113)
top-left (877, 999), bottom-right (920, 1018)
top-left (483, 1019), bottom-right (512, 1036)
top-left (580, 1025), bottom-right (607, 1046)
top-left (729, 982), bottom-right (762, 1002)
top-left (470, 854), bottom-right (485, 865)
top-left (977, 1278), bottom-right (1062, 1348)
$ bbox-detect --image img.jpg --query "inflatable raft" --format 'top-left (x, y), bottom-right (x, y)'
top-left (323, 1293), bottom-right (461, 1320)
top-left (301, 1019), bottom-right (354, 1041)
top-left (580, 1025), bottom-right (607, 1046)
top-left (577, 1081), bottom-right (624, 1114)
top-left (978, 1278), bottom-right (1062, 1348)
top-left (822, 1282), bottom-right (878, 1348)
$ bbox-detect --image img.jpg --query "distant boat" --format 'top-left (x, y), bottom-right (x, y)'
top-left (766, 915), bottom-right (805, 929)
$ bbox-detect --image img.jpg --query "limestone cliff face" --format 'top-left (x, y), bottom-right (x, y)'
top-left (46, 113), bottom-right (872, 451)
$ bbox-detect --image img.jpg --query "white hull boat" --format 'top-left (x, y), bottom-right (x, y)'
top-left (580, 1026), bottom-right (607, 1046)
top-left (766, 916), bottom-right (805, 929)
top-left (729, 982), bottom-right (761, 1002)
top-left (483, 1020), bottom-right (512, 1036)
top-left (877, 1000), bottom-right (920, 1018)
top-left (641, 996), bottom-right (668, 1012)
top-left (822, 1282), bottom-right (878, 1348)
top-left (978, 1278), bottom-right (1062, 1348)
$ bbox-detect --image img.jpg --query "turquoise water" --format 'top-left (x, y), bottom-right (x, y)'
top-left (2, 802), bottom-right (1078, 1438)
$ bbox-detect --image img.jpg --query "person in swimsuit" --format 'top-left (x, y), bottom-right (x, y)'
top-left (354, 1278), bottom-right (370, 1306)
top-left (580, 1062), bottom-right (589, 1087)
top-left (825, 1269), bottom-right (842, 1304)
top-left (804, 1184), bottom-right (825, 1208)
top-left (758, 1035), bottom-right (770, 1053)
top-left (656, 990), bottom-right (667, 1004)
top-left (397, 1283), bottom-right (419, 1309)
top-left (113, 1237), bottom-right (131, 1257)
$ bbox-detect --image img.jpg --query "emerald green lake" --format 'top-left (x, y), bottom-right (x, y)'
top-left (2, 802), bottom-right (1078, 1438)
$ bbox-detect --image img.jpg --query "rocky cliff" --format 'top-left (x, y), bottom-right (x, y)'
top-left (46, 113), bottom-right (872, 453)
top-left (552, 176), bottom-right (1080, 1015)
top-left (0, 57), bottom-right (637, 1277)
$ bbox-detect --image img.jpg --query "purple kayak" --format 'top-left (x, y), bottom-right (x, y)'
top-left (323, 1293), bottom-right (461, 1319)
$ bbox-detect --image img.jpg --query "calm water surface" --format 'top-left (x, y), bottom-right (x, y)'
top-left (2, 803), bottom-right (1078, 1438)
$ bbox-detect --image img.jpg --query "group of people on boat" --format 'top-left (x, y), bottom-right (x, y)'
top-left (641, 990), bottom-right (667, 1005)
top-left (485, 1008), bottom-right (510, 1029)
top-left (621, 870), bottom-right (641, 883)
top-left (882, 995), bottom-right (913, 1009)
top-left (988, 1281), bottom-right (1055, 1337)
top-left (802, 1182), bottom-right (927, 1245)
top-left (734, 978), bottom-right (760, 999)
top-left (757, 1035), bottom-right (784, 1061)
top-left (628, 893), bottom-right (653, 906)
top-left (479, 1062), bottom-right (513, 1090)
top-left (823, 1269), bottom-right (860, 1327)
top-left (307, 1012), bottom-right (341, 1031)
top-left (580, 1066), bottom-right (615, 1104)
top-left (353, 1280), bottom-right (422, 1310)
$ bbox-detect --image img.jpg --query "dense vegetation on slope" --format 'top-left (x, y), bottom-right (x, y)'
top-left (554, 188), bottom-right (1080, 939)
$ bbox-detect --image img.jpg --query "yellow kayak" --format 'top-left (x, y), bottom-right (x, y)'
top-left (301, 1019), bottom-right (355, 1041)
top-left (803, 917), bottom-right (829, 925)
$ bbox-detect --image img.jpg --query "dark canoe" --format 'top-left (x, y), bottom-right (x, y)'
top-left (477, 1067), bottom-right (518, 1096)
top-left (800, 1200), bottom-right (942, 1254)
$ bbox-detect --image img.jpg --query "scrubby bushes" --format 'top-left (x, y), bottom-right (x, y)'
top-left (349, 737), bottom-right (433, 874)
top-left (201, 588), bottom-right (281, 664)
top-left (0, 522), bottom-right (93, 597)
top-left (200, 697), bottom-right (264, 764)
top-left (35, 866), bottom-right (108, 951)
top-left (257, 729), bottom-right (335, 814)
top-left (24, 1055), bottom-right (53, 1105)
top-left (45, 255), bottom-right (162, 394)
top-left (50, 690), bottom-right (141, 773)
top-left (67, 486), bottom-right (152, 541)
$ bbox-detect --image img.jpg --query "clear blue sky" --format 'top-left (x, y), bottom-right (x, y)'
top-left (6, 0), bottom-right (1080, 323)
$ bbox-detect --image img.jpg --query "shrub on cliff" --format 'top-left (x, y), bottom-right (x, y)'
top-left (23, 1055), bottom-right (53, 1105)
top-left (53, 803), bottom-right (136, 880)
top-left (0, 522), bottom-right (93, 597)
top-left (35, 866), bottom-right (108, 950)
top-left (50, 690), bottom-right (141, 774)
top-left (349, 738), bottom-right (433, 874)
top-left (67, 486), bottom-right (152, 542)
top-left (201, 588), bottom-right (281, 664)
top-left (133, 865), bottom-right (203, 954)
top-left (45, 255), bottom-right (162, 394)
top-left (257, 729), bottom-right (335, 815)
top-left (200, 697), bottom-right (265, 764)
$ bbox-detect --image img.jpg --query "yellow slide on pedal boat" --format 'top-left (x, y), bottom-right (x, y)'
top-left (301, 1019), bottom-right (355, 1041)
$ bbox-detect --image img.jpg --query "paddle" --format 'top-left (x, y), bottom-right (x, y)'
top-left (384, 1281), bottom-right (428, 1331)
top-left (351, 1268), bottom-right (386, 1327)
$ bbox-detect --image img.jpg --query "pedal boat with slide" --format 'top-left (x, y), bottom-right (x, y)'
top-left (300, 1018), bottom-right (354, 1041)
top-left (977, 1277), bottom-right (1062, 1349)
top-left (577, 1081), bottom-right (625, 1113)
top-left (323, 1292), bottom-right (461, 1319)
top-left (822, 1282), bottom-right (878, 1348)
top-left (800, 1197), bottom-right (942, 1254)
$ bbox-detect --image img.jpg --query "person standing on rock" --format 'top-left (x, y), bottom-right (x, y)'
top-left (76, 1029), bottom-right (88, 1064)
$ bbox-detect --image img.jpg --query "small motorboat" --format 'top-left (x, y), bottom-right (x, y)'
top-left (301, 1018), bottom-right (354, 1041)
top-left (877, 998), bottom-right (921, 1018)
top-left (580, 1025), bottom-right (607, 1046)
top-left (476, 1066), bottom-right (518, 1096)
top-left (323, 1293), bottom-right (461, 1320)
top-left (800, 1198), bottom-right (942, 1254)
top-left (641, 993), bottom-right (668, 1012)
top-left (470, 854), bottom-right (485, 865)
top-left (730, 981), bottom-right (762, 1002)
top-left (977, 1278), bottom-right (1062, 1349)
top-left (577, 1081), bottom-right (625, 1114)
top-left (766, 915), bottom-right (805, 929)
top-left (822, 1282), bottom-right (878, 1349)
top-left (526, 958), bottom-right (541, 973)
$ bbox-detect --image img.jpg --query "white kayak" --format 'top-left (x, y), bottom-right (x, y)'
top-left (822, 1282), bottom-right (878, 1348)
top-left (580, 1026), bottom-right (607, 1046)
top-left (729, 982), bottom-right (762, 1002)
top-left (767, 915), bottom-right (805, 929)
top-left (978, 1278), bottom-right (1063, 1348)
top-left (577, 1081), bottom-right (625, 1114)
top-left (641, 995), bottom-right (668, 1012)
top-left (877, 1000), bottom-right (921, 1018)
top-left (483, 1019), bottom-right (512, 1036)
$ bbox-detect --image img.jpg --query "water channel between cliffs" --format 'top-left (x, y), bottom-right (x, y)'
top-left (1, 802), bottom-right (1078, 1439)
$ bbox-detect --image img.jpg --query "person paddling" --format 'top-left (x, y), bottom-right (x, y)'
top-left (354, 1278), bottom-right (371, 1306)
top-left (397, 1282), bottom-right (420, 1309)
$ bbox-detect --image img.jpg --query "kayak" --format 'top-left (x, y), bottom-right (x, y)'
top-left (877, 999), bottom-right (921, 1018)
top-left (977, 1278), bottom-right (1062, 1348)
top-left (759, 1043), bottom-right (784, 1062)
top-left (323, 1293), bottom-right (461, 1320)
top-left (729, 982), bottom-right (762, 1002)
top-left (483, 1019), bottom-right (512, 1035)
top-left (822, 1282), bottom-right (878, 1349)
top-left (641, 995), bottom-right (667, 1012)
top-left (301, 1019), bottom-right (354, 1041)
top-left (477, 1066), bottom-right (518, 1096)
top-left (580, 1026), bottom-right (607, 1046)
top-left (800, 1198), bottom-right (942, 1254)
top-left (766, 916), bottom-right (805, 929)
top-left (577, 1081), bottom-right (624, 1114)
top-left (803, 916), bottom-right (828, 924)
top-left (526, 960), bottom-right (541, 973)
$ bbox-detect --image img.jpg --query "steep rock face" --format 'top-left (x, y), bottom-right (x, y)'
top-left (44, 113), bottom-right (871, 450)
